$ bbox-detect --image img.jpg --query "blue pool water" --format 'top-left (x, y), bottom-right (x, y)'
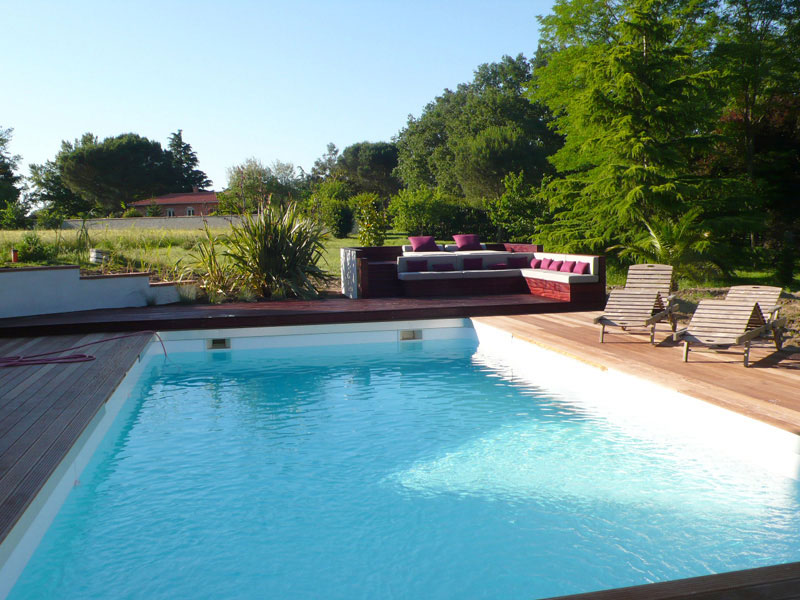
top-left (9, 337), bottom-right (800, 599)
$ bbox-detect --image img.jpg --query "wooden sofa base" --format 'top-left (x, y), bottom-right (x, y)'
top-left (524, 277), bottom-right (605, 309)
top-left (402, 276), bottom-right (529, 297)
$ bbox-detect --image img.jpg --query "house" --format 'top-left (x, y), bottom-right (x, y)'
top-left (130, 189), bottom-right (218, 217)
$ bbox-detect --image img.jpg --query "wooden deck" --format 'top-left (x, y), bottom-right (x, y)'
top-left (0, 332), bottom-right (151, 545)
top-left (0, 294), bottom-right (569, 337)
top-left (475, 312), bottom-right (800, 433)
top-left (2, 304), bottom-right (800, 598)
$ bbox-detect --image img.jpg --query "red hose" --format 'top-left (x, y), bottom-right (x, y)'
top-left (0, 331), bottom-right (167, 368)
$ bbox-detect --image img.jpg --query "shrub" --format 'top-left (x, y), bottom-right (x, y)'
top-left (224, 202), bottom-right (330, 299)
top-left (122, 207), bottom-right (140, 218)
top-left (191, 223), bottom-right (243, 303)
top-left (17, 231), bottom-right (55, 262)
top-left (353, 193), bottom-right (389, 246)
top-left (388, 187), bottom-right (494, 239)
top-left (145, 202), bottom-right (163, 217)
top-left (320, 198), bottom-right (353, 238)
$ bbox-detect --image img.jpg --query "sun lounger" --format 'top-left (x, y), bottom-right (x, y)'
top-left (725, 285), bottom-right (787, 347)
top-left (673, 299), bottom-right (778, 367)
top-left (594, 264), bottom-right (676, 343)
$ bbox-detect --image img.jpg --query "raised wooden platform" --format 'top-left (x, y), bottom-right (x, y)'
top-left (0, 294), bottom-right (571, 337)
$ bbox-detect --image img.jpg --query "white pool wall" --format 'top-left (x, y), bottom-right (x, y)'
top-left (472, 319), bottom-right (800, 481)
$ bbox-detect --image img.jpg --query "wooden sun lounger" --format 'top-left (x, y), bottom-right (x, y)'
top-left (673, 300), bottom-right (778, 367)
top-left (594, 264), bottom-right (676, 344)
top-left (726, 285), bottom-right (787, 346)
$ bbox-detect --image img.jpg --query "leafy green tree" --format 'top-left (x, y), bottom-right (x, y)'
top-left (354, 193), bottom-right (390, 246)
top-left (484, 172), bottom-right (543, 241)
top-left (145, 201), bottom-right (164, 217)
top-left (395, 55), bottom-right (561, 202)
top-left (29, 140), bottom-right (95, 220)
top-left (218, 158), bottom-right (307, 214)
top-left (60, 133), bottom-right (181, 214)
top-left (311, 143), bottom-right (340, 182)
top-left (0, 126), bottom-right (23, 211)
top-left (167, 129), bottom-right (212, 191)
top-left (336, 141), bottom-right (401, 198)
top-left (531, 0), bottom-right (719, 251)
top-left (309, 180), bottom-right (353, 238)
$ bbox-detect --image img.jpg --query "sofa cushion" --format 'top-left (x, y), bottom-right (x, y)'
top-left (540, 257), bottom-right (553, 270)
top-left (463, 258), bottom-right (483, 270)
top-left (560, 260), bottom-right (576, 273)
top-left (520, 269), bottom-right (599, 284)
top-left (406, 259), bottom-right (427, 272)
top-left (508, 256), bottom-right (528, 268)
top-left (530, 258), bottom-right (542, 269)
top-left (453, 234), bottom-right (482, 251)
top-left (487, 262), bottom-right (509, 270)
top-left (461, 269), bottom-right (521, 279)
top-left (549, 260), bottom-right (564, 271)
top-left (398, 271), bottom-right (464, 281)
top-left (573, 261), bottom-right (590, 274)
top-left (408, 236), bottom-right (439, 252)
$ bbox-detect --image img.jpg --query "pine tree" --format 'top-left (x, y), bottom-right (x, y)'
top-left (531, 0), bottom-right (719, 251)
top-left (167, 130), bottom-right (212, 191)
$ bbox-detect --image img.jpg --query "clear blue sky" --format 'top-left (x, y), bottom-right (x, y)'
top-left (4, 0), bottom-right (552, 189)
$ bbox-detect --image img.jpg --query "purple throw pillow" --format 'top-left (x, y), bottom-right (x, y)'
top-left (463, 258), bottom-right (483, 270)
top-left (548, 260), bottom-right (564, 271)
top-left (406, 260), bottom-right (427, 272)
top-left (540, 258), bottom-right (553, 270)
top-left (560, 260), bottom-right (576, 273)
top-left (452, 234), bottom-right (482, 251)
top-left (408, 236), bottom-right (438, 252)
top-left (432, 263), bottom-right (455, 271)
top-left (508, 256), bottom-right (528, 268)
top-left (487, 262), bottom-right (509, 270)
top-left (573, 261), bottom-right (590, 274)
top-left (530, 258), bottom-right (542, 269)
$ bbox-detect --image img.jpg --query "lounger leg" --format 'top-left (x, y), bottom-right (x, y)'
top-left (683, 341), bottom-right (689, 362)
top-left (744, 341), bottom-right (750, 367)
top-left (774, 327), bottom-right (783, 351)
top-left (650, 324), bottom-right (656, 345)
top-left (670, 314), bottom-right (677, 332)
top-left (599, 324), bottom-right (605, 343)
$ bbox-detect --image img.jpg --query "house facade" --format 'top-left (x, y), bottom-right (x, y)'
top-left (130, 190), bottom-right (219, 217)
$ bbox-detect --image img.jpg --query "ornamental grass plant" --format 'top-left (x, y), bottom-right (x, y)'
top-left (224, 202), bottom-right (330, 299)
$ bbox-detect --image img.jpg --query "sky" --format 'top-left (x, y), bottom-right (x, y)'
top-left (4, 0), bottom-right (552, 190)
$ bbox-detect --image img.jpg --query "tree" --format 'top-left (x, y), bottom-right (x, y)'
top-left (167, 129), bottom-right (212, 191)
top-left (60, 133), bottom-right (182, 214)
top-left (336, 141), bottom-right (401, 198)
top-left (531, 0), bottom-right (719, 251)
top-left (395, 55), bottom-right (561, 202)
top-left (311, 143), bottom-right (340, 181)
top-left (0, 126), bottom-right (23, 211)
top-left (29, 138), bottom-right (95, 220)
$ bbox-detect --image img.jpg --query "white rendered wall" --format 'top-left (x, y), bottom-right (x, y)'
top-left (340, 248), bottom-right (359, 298)
top-left (0, 267), bottom-right (180, 318)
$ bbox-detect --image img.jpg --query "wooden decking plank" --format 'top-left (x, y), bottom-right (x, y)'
top-left (0, 335), bottom-right (149, 541)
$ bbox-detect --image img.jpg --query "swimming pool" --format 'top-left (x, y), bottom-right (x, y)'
top-left (5, 319), bottom-right (800, 599)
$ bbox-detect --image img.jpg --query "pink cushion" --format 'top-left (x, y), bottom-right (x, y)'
top-left (406, 260), bottom-right (427, 272)
top-left (508, 256), bottom-right (527, 268)
top-left (573, 261), bottom-right (590, 274)
top-left (548, 260), bottom-right (564, 271)
top-left (487, 263), bottom-right (508, 270)
top-left (560, 261), bottom-right (576, 273)
top-left (539, 258), bottom-right (553, 270)
top-left (530, 258), bottom-right (542, 269)
top-left (463, 258), bottom-right (483, 270)
top-left (408, 236), bottom-right (438, 252)
top-left (452, 234), bottom-right (482, 251)
top-left (432, 263), bottom-right (455, 271)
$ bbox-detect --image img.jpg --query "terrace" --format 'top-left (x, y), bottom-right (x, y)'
top-left (1, 300), bottom-right (799, 598)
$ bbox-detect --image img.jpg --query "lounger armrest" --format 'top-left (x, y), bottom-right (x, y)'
top-left (665, 293), bottom-right (678, 302)
top-left (763, 304), bottom-right (781, 319)
top-left (673, 327), bottom-right (688, 341)
top-left (592, 314), bottom-right (606, 324)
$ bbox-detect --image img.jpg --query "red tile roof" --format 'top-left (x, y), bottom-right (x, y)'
top-left (130, 191), bottom-right (218, 206)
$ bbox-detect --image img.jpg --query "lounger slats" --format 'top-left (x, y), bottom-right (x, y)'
top-left (624, 264), bottom-right (675, 297)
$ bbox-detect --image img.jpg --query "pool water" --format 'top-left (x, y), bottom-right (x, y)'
top-left (9, 338), bottom-right (800, 599)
